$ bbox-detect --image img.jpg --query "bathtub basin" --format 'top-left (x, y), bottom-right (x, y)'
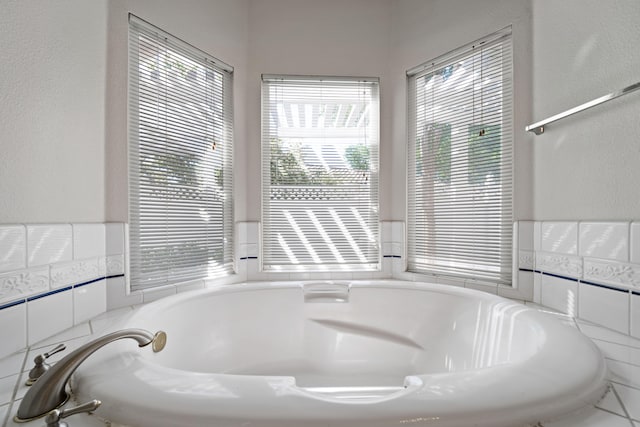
top-left (74, 280), bottom-right (607, 427)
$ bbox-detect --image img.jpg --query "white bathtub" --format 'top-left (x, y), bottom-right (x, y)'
top-left (74, 280), bottom-right (607, 427)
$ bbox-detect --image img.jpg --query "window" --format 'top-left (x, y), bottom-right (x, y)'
top-left (407, 27), bottom-right (513, 285)
top-left (261, 76), bottom-right (379, 271)
top-left (128, 15), bottom-right (234, 291)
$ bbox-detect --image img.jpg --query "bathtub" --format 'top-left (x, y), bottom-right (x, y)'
top-left (74, 280), bottom-right (607, 427)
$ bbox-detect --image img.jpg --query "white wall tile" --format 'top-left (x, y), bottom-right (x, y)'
top-left (106, 276), bottom-right (142, 310)
top-left (499, 270), bottom-right (534, 301)
top-left (0, 225), bottom-right (26, 273)
top-left (246, 222), bottom-right (259, 245)
top-left (518, 221), bottom-right (535, 251)
top-left (541, 221), bottom-right (578, 254)
top-left (246, 244), bottom-right (258, 257)
top-left (73, 223), bottom-right (106, 260)
top-left (27, 224), bottom-right (72, 267)
top-left (579, 222), bottom-right (629, 262)
top-left (0, 303), bottom-right (26, 359)
top-left (533, 221), bottom-right (541, 251)
top-left (236, 222), bottom-right (247, 245)
top-left (631, 222), bottom-right (640, 264)
top-left (540, 274), bottom-right (578, 316)
top-left (105, 223), bottom-right (125, 256)
top-left (632, 292), bottom-right (640, 339)
top-left (0, 267), bottom-right (49, 305)
top-left (27, 289), bottom-right (73, 345)
top-left (578, 283), bottom-right (629, 334)
top-left (73, 280), bottom-right (106, 325)
top-left (391, 221), bottom-right (404, 243)
top-left (533, 272), bottom-right (542, 303)
top-left (381, 221), bottom-right (392, 243)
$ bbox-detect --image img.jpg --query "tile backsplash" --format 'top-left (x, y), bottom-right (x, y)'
top-left (518, 220), bottom-right (640, 338)
top-left (0, 223), bottom-right (125, 358)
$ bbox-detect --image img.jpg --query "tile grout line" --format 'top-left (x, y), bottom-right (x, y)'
top-left (611, 383), bottom-right (633, 420)
top-left (4, 348), bottom-right (29, 427)
top-left (610, 379), bottom-right (640, 393)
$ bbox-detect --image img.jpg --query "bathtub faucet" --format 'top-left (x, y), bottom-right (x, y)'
top-left (15, 328), bottom-right (167, 422)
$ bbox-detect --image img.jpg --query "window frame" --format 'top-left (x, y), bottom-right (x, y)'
top-left (260, 75), bottom-right (381, 272)
top-left (406, 27), bottom-right (514, 286)
top-left (127, 14), bottom-right (234, 291)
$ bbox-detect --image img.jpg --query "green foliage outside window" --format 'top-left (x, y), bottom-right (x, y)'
top-left (467, 124), bottom-right (501, 185)
top-left (416, 123), bottom-right (451, 184)
top-left (344, 144), bottom-right (370, 171)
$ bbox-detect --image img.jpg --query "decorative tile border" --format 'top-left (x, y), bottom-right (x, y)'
top-left (51, 258), bottom-right (105, 289)
top-left (518, 250), bottom-right (534, 270)
top-left (535, 251), bottom-right (582, 278)
top-left (0, 267), bottom-right (50, 305)
top-left (104, 255), bottom-right (125, 276)
top-left (583, 258), bottom-right (640, 290)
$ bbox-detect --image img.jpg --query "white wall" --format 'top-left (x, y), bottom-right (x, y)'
top-left (245, 0), bottom-right (393, 220)
top-left (388, 0), bottom-right (534, 221)
top-left (0, 0), bottom-right (108, 223)
top-left (4, 0), bottom-right (639, 227)
top-left (105, 0), bottom-right (250, 221)
top-left (531, 0), bottom-right (640, 220)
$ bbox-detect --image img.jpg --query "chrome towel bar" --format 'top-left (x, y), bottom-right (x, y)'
top-left (526, 81), bottom-right (640, 135)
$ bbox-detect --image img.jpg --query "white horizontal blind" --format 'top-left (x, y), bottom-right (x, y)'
top-left (407, 28), bottom-right (513, 284)
top-left (128, 15), bottom-right (234, 291)
top-left (262, 76), bottom-right (379, 271)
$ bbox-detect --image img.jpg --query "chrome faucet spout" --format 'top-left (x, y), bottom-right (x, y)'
top-left (15, 328), bottom-right (166, 422)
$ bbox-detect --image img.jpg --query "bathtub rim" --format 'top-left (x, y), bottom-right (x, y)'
top-left (73, 279), bottom-right (609, 427)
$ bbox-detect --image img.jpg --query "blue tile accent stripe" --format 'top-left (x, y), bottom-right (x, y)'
top-left (74, 276), bottom-right (108, 288)
top-left (580, 280), bottom-right (631, 293)
top-left (0, 299), bottom-right (26, 310)
top-left (523, 268), bottom-right (633, 294)
top-left (27, 286), bottom-right (73, 301)
top-left (0, 275), bottom-right (125, 311)
top-left (541, 271), bottom-right (579, 282)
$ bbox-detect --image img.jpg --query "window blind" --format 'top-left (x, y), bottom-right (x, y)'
top-left (407, 27), bottom-right (513, 285)
top-left (128, 15), bottom-right (234, 291)
top-left (262, 76), bottom-right (379, 271)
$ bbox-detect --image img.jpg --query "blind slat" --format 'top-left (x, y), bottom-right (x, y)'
top-left (407, 27), bottom-right (513, 285)
top-left (262, 76), bottom-right (380, 270)
top-left (129, 15), bottom-right (234, 291)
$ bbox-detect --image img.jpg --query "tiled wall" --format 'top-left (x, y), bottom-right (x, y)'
top-left (4, 219), bottom-right (638, 359)
top-left (517, 221), bottom-right (640, 338)
top-left (0, 223), bottom-right (126, 358)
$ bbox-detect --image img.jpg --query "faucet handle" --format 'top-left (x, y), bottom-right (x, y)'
top-left (26, 344), bottom-right (67, 385)
top-left (44, 400), bottom-right (101, 427)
